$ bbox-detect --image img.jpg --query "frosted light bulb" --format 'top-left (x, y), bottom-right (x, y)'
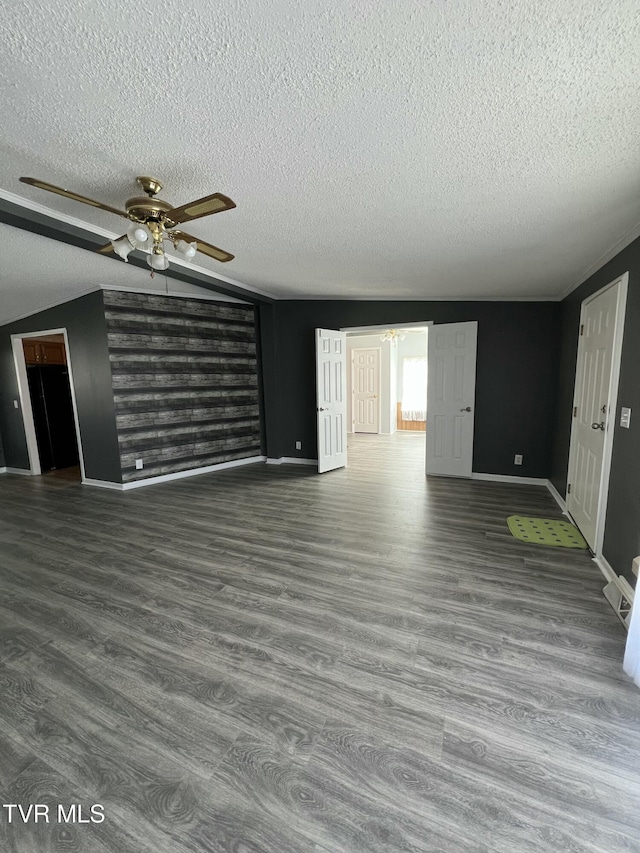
top-left (133, 227), bottom-right (149, 243)
top-left (126, 222), bottom-right (152, 249)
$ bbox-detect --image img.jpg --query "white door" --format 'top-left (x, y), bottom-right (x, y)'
top-left (567, 280), bottom-right (624, 550)
top-left (316, 328), bottom-right (347, 473)
top-left (426, 321), bottom-right (477, 477)
top-left (352, 348), bottom-right (380, 433)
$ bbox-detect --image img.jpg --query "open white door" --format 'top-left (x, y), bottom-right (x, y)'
top-left (316, 328), bottom-right (347, 473)
top-left (426, 321), bottom-right (477, 478)
top-left (567, 276), bottom-right (627, 552)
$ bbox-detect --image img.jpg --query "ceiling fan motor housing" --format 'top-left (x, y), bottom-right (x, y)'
top-left (125, 196), bottom-right (173, 222)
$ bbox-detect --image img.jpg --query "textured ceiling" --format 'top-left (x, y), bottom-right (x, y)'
top-left (1, 1), bottom-right (639, 304)
top-left (0, 225), bottom-right (241, 326)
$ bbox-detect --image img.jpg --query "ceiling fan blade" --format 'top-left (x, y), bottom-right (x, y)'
top-left (167, 192), bottom-right (236, 225)
top-left (96, 240), bottom-right (118, 254)
top-left (19, 177), bottom-right (128, 218)
top-left (173, 229), bottom-right (234, 263)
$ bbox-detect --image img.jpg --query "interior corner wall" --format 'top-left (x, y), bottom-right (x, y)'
top-left (388, 343), bottom-right (397, 434)
top-left (256, 303), bottom-right (283, 459)
top-left (264, 300), bottom-right (561, 476)
top-left (104, 290), bottom-right (262, 482)
top-left (0, 290), bottom-right (122, 482)
top-left (551, 236), bottom-right (640, 584)
top-left (396, 332), bottom-right (428, 401)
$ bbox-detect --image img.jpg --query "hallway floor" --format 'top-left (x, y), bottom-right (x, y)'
top-left (1, 433), bottom-right (639, 852)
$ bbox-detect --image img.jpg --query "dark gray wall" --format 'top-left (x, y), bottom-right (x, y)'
top-left (104, 291), bottom-right (261, 482)
top-left (264, 301), bottom-right (561, 477)
top-left (551, 236), bottom-right (640, 584)
top-left (0, 429), bottom-right (4, 468)
top-left (0, 290), bottom-right (121, 482)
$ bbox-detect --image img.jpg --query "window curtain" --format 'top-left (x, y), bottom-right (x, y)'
top-left (624, 597), bottom-right (640, 687)
top-left (401, 357), bottom-right (427, 421)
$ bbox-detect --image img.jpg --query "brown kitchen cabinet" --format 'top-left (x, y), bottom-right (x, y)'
top-left (23, 339), bottom-right (66, 365)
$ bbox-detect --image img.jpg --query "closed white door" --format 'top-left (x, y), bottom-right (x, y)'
top-left (352, 348), bottom-right (380, 433)
top-left (316, 328), bottom-right (347, 473)
top-left (567, 282), bottom-right (621, 550)
top-left (426, 321), bottom-right (477, 477)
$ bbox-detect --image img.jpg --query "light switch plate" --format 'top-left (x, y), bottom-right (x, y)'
top-left (620, 407), bottom-right (631, 428)
top-left (633, 556), bottom-right (640, 578)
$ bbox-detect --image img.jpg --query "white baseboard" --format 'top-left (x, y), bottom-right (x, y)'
top-left (83, 455), bottom-right (266, 491)
top-left (545, 479), bottom-right (569, 514)
top-left (593, 553), bottom-right (617, 585)
top-left (471, 472), bottom-right (548, 486)
top-left (0, 467), bottom-right (6, 474)
top-left (266, 457), bottom-right (317, 466)
top-left (82, 478), bottom-right (124, 490)
top-left (4, 467), bottom-right (33, 475)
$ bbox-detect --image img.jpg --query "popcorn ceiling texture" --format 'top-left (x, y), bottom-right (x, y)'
top-left (1, 0), bottom-right (639, 301)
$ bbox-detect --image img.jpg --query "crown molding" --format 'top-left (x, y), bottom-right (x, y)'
top-left (558, 220), bottom-right (640, 300)
top-left (0, 187), bottom-right (275, 303)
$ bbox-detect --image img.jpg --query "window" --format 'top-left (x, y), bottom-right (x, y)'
top-left (401, 357), bottom-right (427, 421)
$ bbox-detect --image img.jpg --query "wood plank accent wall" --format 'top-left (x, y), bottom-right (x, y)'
top-left (103, 291), bottom-right (261, 483)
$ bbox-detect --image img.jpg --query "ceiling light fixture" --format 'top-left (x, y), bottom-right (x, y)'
top-left (109, 219), bottom-right (196, 275)
top-left (19, 175), bottom-right (236, 274)
top-left (380, 329), bottom-right (406, 343)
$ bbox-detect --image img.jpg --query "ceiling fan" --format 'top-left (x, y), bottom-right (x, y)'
top-left (19, 175), bottom-right (236, 271)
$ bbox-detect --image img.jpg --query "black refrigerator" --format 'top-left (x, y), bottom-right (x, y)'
top-left (27, 365), bottom-right (80, 471)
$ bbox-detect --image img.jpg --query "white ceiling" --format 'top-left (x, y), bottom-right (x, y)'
top-left (1, 1), bottom-right (639, 307)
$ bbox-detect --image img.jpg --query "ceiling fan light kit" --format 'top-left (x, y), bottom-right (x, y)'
top-left (174, 239), bottom-right (197, 261)
top-left (18, 174), bottom-right (236, 274)
top-left (146, 252), bottom-right (170, 271)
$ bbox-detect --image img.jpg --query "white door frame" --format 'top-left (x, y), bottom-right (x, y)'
top-left (566, 272), bottom-right (628, 558)
top-left (350, 346), bottom-right (381, 434)
top-left (11, 328), bottom-right (86, 479)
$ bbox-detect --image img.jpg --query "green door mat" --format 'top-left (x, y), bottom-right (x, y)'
top-left (506, 516), bottom-right (588, 549)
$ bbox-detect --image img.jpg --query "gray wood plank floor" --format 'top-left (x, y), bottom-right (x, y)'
top-left (1, 432), bottom-right (639, 852)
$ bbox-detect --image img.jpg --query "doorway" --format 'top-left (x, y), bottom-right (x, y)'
top-left (345, 326), bottom-right (430, 440)
top-left (566, 273), bottom-right (628, 554)
top-left (351, 347), bottom-right (381, 433)
top-left (11, 329), bottom-right (84, 480)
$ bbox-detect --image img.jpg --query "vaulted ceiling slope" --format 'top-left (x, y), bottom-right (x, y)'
top-left (1, 1), bottom-right (639, 302)
top-left (0, 225), bottom-right (244, 326)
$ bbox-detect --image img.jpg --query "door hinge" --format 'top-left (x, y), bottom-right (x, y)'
top-left (580, 324), bottom-right (584, 336)
top-left (573, 406), bottom-right (577, 417)
top-left (567, 484), bottom-right (571, 494)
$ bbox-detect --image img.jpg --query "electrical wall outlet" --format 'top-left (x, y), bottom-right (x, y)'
top-left (135, 459), bottom-right (144, 470)
top-left (13, 400), bottom-right (19, 409)
top-left (295, 441), bottom-right (302, 450)
top-left (620, 407), bottom-right (631, 429)
top-left (514, 454), bottom-right (523, 465)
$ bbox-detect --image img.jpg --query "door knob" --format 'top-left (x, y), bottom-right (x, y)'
top-left (460, 406), bottom-right (472, 412)
top-left (372, 394), bottom-right (378, 399)
top-left (591, 421), bottom-right (605, 430)
top-left (317, 407), bottom-right (328, 412)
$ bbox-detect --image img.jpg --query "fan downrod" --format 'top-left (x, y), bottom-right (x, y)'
top-left (136, 176), bottom-right (163, 197)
